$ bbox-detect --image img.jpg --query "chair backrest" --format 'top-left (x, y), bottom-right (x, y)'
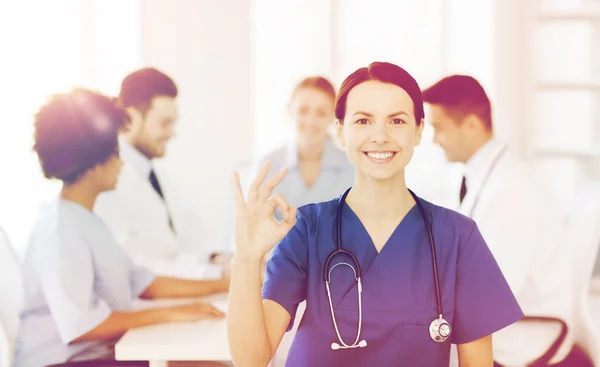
top-left (0, 226), bottom-right (23, 367)
top-left (563, 184), bottom-right (600, 365)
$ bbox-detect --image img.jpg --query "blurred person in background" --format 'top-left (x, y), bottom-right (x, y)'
top-left (95, 68), bottom-right (227, 275)
top-left (221, 76), bottom-right (355, 257)
top-left (14, 89), bottom-right (229, 367)
top-left (424, 75), bottom-right (582, 366)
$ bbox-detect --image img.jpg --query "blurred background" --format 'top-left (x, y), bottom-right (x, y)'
top-left (2, 0), bottom-right (600, 366)
top-left (0, 0), bottom-right (598, 270)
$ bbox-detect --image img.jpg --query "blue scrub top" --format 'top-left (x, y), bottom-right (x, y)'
top-left (262, 195), bottom-right (523, 366)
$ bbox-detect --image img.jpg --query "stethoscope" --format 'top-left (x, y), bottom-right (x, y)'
top-left (462, 145), bottom-right (508, 217)
top-left (324, 188), bottom-right (451, 351)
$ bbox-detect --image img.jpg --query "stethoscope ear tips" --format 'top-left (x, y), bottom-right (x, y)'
top-left (330, 340), bottom-right (368, 350)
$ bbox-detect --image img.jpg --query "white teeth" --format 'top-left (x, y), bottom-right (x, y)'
top-left (366, 152), bottom-right (394, 159)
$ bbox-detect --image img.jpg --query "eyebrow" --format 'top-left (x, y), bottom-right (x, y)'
top-left (352, 111), bottom-right (410, 118)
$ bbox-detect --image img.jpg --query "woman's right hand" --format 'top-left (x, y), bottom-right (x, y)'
top-left (232, 161), bottom-right (297, 261)
top-left (167, 302), bottom-right (225, 322)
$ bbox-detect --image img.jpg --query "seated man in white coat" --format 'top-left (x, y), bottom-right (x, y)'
top-left (423, 75), bottom-right (578, 366)
top-left (95, 68), bottom-right (221, 273)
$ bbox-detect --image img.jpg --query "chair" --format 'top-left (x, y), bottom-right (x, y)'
top-left (0, 226), bottom-right (23, 367)
top-left (562, 184), bottom-right (600, 365)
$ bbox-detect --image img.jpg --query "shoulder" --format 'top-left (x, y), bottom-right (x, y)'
top-left (420, 197), bottom-right (474, 229)
top-left (418, 197), bottom-right (480, 250)
top-left (29, 201), bottom-right (87, 260)
top-left (486, 150), bottom-right (539, 204)
top-left (327, 141), bottom-right (350, 161)
top-left (256, 144), bottom-right (289, 171)
top-left (292, 197), bottom-right (340, 235)
top-left (495, 150), bottom-right (534, 185)
top-left (323, 140), bottom-right (353, 170)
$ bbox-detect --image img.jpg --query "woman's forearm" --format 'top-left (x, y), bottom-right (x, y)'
top-left (71, 308), bottom-right (171, 343)
top-left (227, 256), bottom-right (272, 367)
top-left (457, 335), bottom-right (493, 367)
top-left (140, 276), bottom-right (228, 299)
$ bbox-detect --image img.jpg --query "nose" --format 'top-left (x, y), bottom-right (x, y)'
top-left (370, 122), bottom-right (389, 144)
top-left (166, 125), bottom-right (176, 140)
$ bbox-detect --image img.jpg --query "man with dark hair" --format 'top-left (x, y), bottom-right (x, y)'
top-left (14, 89), bottom-right (229, 367)
top-left (95, 68), bottom-right (221, 272)
top-left (423, 75), bottom-right (573, 366)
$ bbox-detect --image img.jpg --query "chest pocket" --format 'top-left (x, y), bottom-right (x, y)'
top-left (399, 324), bottom-right (450, 365)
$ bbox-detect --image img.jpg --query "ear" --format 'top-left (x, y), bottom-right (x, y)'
top-left (462, 113), bottom-right (483, 131)
top-left (414, 119), bottom-right (424, 146)
top-left (123, 107), bottom-right (143, 135)
top-left (335, 120), bottom-right (346, 148)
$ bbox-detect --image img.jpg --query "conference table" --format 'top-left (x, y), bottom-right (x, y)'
top-left (115, 294), bottom-right (230, 367)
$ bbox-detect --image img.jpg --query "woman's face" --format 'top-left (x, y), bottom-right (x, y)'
top-left (336, 80), bottom-right (423, 182)
top-left (289, 87), bottom-right (335, 150)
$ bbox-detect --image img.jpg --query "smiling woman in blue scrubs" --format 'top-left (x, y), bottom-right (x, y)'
top-left (227, 62), bottom-right (523, 366)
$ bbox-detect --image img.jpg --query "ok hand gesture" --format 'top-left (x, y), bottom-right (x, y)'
top-left (232, 161), bottom-right (297, 260)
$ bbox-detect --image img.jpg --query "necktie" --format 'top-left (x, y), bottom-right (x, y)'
top-left (149, 169), bottom-right (176, 234)
top-left (459, 176), bottom-right (468, 204)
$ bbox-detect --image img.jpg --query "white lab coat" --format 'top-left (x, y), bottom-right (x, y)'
top-left (458, 139), bottom-right (573, 366)
top-left (94, 142), bottom-right (206, 274)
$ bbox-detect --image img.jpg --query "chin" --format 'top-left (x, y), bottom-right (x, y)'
top-left (443, 151), bottom-right (459, 163)
top-left (152, 149), bottom-right (166, 158)
top-left (298, 136), bottom-right (324, 148)
top-left (357, 167), bottom-right (401, 182)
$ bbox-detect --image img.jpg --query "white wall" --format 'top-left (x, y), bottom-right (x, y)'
top-left (252, 0), bottom-right (335, 159)
top-left (140, 0), bottom-right (253, 253)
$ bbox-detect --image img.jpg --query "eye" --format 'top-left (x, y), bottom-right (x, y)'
top-left (316, 110), bottom-right (327, 118)
top-left (298, 106), bottom-right (310, 115)
top-left (355, 118), bottom-right (369, 125)
top-left (391, 118), bottom-right (405, 125)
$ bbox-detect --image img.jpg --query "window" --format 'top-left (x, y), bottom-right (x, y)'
top-left (0, 0), bottom-right (142, 256)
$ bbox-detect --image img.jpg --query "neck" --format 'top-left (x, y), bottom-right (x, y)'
top-left (346, 171), bottom-right (415, 218)
top-left (60, 181), bottom-right (99, 211)
top-left (297, 143), bottom-right (324, 162)
top-left (124, 133), bottom-right (153, 161)
top-left (465, 133), bottom-right (493, 163)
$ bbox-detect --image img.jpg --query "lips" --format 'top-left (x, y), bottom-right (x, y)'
top-left (363, 151), bottom-right (397, 163)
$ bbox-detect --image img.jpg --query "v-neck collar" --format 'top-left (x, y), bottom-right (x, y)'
top-left (342, 201), bottom-right (419, 258)
top-left (329, 201), bottom-right (419, 310)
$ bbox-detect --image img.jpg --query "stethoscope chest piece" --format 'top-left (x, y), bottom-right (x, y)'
top-left (429, 315), bottom-right (451, 343)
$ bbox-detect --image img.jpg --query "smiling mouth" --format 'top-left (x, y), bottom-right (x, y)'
top-left (363, 151), bottom-right (397, 163)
